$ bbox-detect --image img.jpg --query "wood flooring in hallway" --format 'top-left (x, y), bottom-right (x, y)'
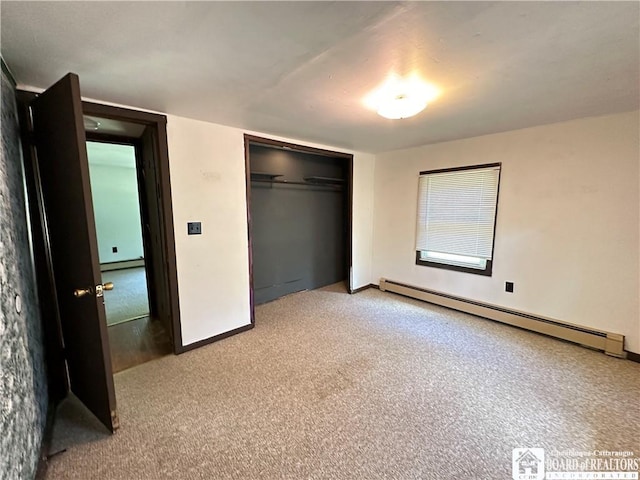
top-left (107, 316), bottom-right (171, 373)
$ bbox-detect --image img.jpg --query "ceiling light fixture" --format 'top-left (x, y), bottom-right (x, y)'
top-left (364, 74), bottom-right (439, 120)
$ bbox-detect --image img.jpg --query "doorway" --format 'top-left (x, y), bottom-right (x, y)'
top-left (78, 105), bottom-right (182, 358)
top-left (85, 138), bottom-right (171, 373)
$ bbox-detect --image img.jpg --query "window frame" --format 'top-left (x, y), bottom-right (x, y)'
top-left (415, 162), bottom-right (502, 277)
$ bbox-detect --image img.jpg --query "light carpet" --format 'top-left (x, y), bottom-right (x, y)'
top-left (46, 284), bottom-right (640, 479)
top-left (102, 267), bottom-right (150, 326)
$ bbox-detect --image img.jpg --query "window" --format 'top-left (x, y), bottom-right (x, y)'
top-left (415, 163), bottom-right (501, 276)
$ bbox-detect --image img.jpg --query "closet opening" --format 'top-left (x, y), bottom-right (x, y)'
top-left (244, 135), bottom-right (353, 316)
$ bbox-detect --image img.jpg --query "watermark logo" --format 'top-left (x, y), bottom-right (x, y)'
top-left (513, 448), bottom-right (639, 479)
top-left (513, 448), bottom-right (545, 480)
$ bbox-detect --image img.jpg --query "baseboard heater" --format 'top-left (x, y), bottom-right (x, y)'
top-left (100, 259), bottom-right (145, 272)
top-left (379, 278), bottom-right (625, 358)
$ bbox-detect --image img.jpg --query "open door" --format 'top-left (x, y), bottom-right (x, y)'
top-left (31, 73), bottom-right (117, 432)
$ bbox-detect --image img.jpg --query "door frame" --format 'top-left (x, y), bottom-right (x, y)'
top-left (16, 91), bottom-right (183, 406)
top-left (243, 134), bottom-right (354, 321)
top-left (81, 102), bottom-right (182, 353)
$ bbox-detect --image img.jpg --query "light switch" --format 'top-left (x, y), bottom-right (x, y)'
top-left (187, 222), bottom-right (202, 235)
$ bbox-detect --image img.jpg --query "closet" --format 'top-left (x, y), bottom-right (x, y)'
top-left (246, 138), bottom-right (352, 305)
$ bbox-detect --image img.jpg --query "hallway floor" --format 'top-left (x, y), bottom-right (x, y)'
top-left (107, 316), bottom-right (171, 373)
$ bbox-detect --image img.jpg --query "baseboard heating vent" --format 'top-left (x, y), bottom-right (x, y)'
top-left (379, 278), bottom-right (625, 358)
top-left (101, 259), bottom-right (145, 272)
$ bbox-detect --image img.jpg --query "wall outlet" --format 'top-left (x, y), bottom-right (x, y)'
top-left (112, 246), bottom-right (118, 253)
top-left (187, 222), bottom-right (202, 235)
top-left (505, 281), bottom-right (514, 293)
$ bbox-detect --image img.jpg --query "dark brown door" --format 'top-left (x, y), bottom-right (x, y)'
top-left (31, 73), bottom-right (117, 432)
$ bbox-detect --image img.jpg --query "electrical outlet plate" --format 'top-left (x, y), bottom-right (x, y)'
top-left (187, 222), bottom-right (202, 235)
top-left (505, 282), bottom-right (514, 293)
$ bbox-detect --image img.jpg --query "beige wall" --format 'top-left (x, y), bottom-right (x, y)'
top-left (166, 115), bottom-right (375, 347)
top-left (167, 116), bottom-right (251, 346)
top-left (351, 151), bottom-right (376, 288)
top-left (372, 111), bottom-right (640, 353)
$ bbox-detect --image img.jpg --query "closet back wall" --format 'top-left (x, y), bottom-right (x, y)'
top-left (249, 145), bottom-right (347, 304)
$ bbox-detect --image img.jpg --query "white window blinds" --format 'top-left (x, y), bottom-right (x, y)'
top-left (416, 165), bottom-right (500, 260)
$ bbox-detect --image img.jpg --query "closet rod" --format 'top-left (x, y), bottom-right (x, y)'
top-left (250, 178), bottom-right (343, 188)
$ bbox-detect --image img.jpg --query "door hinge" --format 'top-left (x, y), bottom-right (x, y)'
top-left (111, 410), bottom-right (120, 430)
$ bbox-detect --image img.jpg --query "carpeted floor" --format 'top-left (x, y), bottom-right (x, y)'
top-left (102, 267), bottom-right (150, 326)
top-left (46, 284), bottom-right (640, 479)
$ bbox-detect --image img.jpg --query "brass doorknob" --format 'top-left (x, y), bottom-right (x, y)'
top-left (74, 287), bottom-right (92, 298)
top-left (74, 282), bottom-right (114, 298)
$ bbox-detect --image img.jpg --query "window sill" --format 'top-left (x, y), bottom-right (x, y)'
top-left (415, 252), bottom-right (493, 277)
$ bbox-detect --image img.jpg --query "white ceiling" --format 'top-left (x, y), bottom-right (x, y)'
top-left (2, 1), bottom-right (638, 153)
top-left (84, 115), bottom-right (147, 138)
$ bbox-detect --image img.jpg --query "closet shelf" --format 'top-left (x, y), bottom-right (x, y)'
top-left (303, 176), bottom-right (345, 185)
top-left (250, 172), bottom-right (284, 180)
top-left (250, 172), bottom-right (344, 189)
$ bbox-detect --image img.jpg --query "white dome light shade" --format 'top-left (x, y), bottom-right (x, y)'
top-left (377, 94), bottom-right (428, 120)
top-left (365, 74), bottom-right (439, 120)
